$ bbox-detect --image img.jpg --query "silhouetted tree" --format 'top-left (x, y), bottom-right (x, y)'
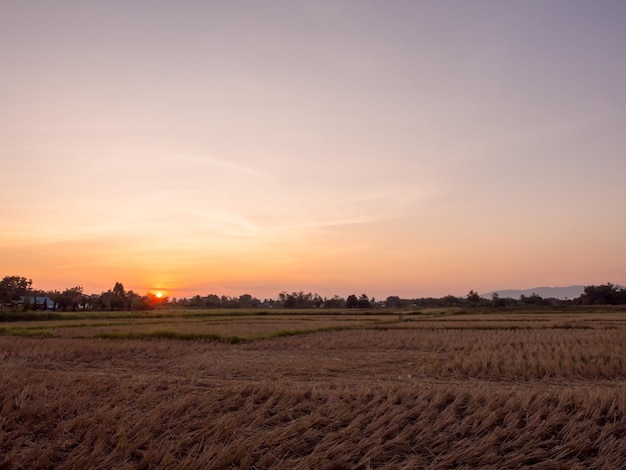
top-left (55, 286), bottom-right (84, 311)
top-left (189, 295), bottom-right (204, 308)
top-left (110, 282), bottom-right (127, 310)
top-left (311, 294), bottom-right (324, 308)
top-left (67, 286), bottom-right (84, 311)
top-left (520, 293), bottom-right (548, 306)
top-left (279, 291), bottom-right (314, 308)
top-left (112, 282), bottom-right (125, 298)
top-left (205, 294), bottom-right (221, 308)
top-left (385, 296), bottom-right (403, 308)
top-left (466, 290), bottom-right (481, 306)
top-left (357, 294), bottom-right (371, 308)
top-left (346, 294), bottom-right (358, 308)
top-left (491, 292), bottom-right (505, 307)
top-left (578, 283), bottom-right (626, 305)
top-left (439, 295), bottom-right (458, 307)
top-left (0, 276), bottom-right (32, 303)
top-left (238, 294), bottom-right (254, 308)
top-left (324, 295), bottom-right (346, 308)
top-left (221, 295), bottom-right (239, 308)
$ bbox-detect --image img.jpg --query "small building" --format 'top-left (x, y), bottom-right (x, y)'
top-left (16, 296), bottom-right (55, 310)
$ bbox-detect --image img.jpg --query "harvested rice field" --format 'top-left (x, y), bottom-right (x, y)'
top-left (1, 308), bottom-right (625, 468)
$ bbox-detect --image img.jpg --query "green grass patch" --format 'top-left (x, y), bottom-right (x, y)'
top-left (96, 330), bottom-right (247, 343)
top-left (0, 327), bottom-right (54, 337)
top-left (96, 325), bottom-right (356, 343)
top-left (259, 326), bottom-right (352, 340)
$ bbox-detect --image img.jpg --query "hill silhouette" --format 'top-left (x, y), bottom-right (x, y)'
top-left (481, 286), bottom-right (586, 300)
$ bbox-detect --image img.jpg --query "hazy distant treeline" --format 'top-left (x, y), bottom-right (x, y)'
top-left (1, 275), bottom-right (625, 312)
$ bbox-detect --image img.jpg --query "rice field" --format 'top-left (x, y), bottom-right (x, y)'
top-left (1, 309), bottom-right (625, 468)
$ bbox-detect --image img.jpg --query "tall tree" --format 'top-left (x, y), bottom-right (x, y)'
top-left (324, 295), bottom-right (346, 308)
top-left (111, 282), bottom-right (126, 310)
top-left (578, 283), bottom-right (626, 305)
top-left (65, 286), bottom-right (84, 312)
top-left (0, 276), bottom-right (33, 302)
top-left (279, 291), bottom-right (314, 308)
top-left (491, 292), bottom-right (505, 307)
top-left (357, 294), bottom-right (371, 308)
top-left (466, 290), bottom-right (481, 306)
top-left (385, 296), bottom-right (403, 308)
top-left (112, 282), bottom-right (125, 298)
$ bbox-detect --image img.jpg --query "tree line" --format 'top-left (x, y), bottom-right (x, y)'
top-left (1, 275), bottom-right (625, 312)
top-left (0, 277), bottom-right (165, 312)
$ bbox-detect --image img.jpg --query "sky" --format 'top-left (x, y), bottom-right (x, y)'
top-left (1, 0), bottom-right (625, 300)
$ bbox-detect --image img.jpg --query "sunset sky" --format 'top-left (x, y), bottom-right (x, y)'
top-left (2, 1), bottom-right (625, 299)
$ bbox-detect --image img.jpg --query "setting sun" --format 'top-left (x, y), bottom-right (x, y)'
top-left (155, 292), bottom-right (163, 299)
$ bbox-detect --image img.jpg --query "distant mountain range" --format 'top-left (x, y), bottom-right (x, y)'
top-left (481, 286), bottom-right (586, 300)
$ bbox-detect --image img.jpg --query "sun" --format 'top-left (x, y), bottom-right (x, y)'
top-left (155, 292), bottom-right (163, 299)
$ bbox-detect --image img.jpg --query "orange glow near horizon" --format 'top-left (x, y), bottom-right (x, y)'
top-left (1, 223), bottom-right (624, 300)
